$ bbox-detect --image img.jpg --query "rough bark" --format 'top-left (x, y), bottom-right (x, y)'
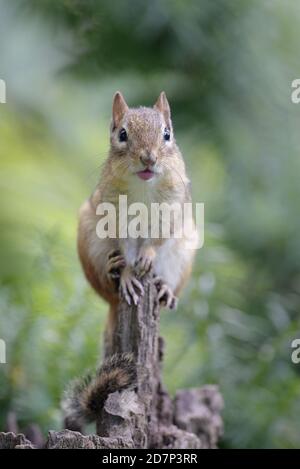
top-left (0, 275), bottom-right (224, 449)
top-left (97, 276), bottom-right (162, 448)
top-left (0, 432), bottom-right (35, 449)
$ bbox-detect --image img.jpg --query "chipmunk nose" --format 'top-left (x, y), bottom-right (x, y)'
top-left (140, 151), bottom-right (157, 167)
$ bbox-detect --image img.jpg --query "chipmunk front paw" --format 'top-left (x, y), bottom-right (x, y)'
top-left (106, 250), bottom-right (126, 285)
top-left (120, 266), bottom-right (144, 306)
top-left (153, 276), bottom-right (178, 310)
top-left (135, 246), bottom-right (156, 278)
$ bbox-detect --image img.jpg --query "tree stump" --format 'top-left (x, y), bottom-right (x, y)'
top-left (0, 275), bottom-right (223, 449)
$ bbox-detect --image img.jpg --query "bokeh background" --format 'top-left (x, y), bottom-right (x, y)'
top-left (1, 0), bottom-right (300, 448)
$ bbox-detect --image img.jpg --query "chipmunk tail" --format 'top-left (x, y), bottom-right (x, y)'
top-left (62, 352), bottom-right (136, 431)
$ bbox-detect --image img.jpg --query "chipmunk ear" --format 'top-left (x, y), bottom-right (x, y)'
top-left (112, 91), bottom-right (128, 128)
top-left (154, 91), bottom-right (171, 127)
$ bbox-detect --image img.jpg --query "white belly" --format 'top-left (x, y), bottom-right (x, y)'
top-left (154, 239), bottom-right (188, 291)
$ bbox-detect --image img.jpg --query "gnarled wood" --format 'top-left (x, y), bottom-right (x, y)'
top-left (0, 275), bottom-right (223, 449)
top-left (96, 275), bottom-right (223, 448)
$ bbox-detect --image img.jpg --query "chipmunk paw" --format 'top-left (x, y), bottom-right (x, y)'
top-left (120, 267), bottom-right (144, 306)
top-left (153, 276), bottom-right (178, 310)
top-left (106, 250), bottom-right (126, 284)
top-left (135, 246), bottom-right (156, 277)
top-left (134, 255), bottom-right (153, 277)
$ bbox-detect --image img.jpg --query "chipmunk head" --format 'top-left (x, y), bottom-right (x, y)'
top-left (109, 91), bottom-right (181, 182)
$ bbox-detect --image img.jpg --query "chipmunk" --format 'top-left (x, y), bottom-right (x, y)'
top-left (78, 91), bottom-right (196, 348)
top-left (63, 92), bottom-right (197, 429)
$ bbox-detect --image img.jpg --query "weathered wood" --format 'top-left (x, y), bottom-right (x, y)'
top-left (95, 274), bottom-right (223, 448)
top-left (46, 430), bottom-right (134, 449)
top-left (174, 386), bottom-right (224, 448)
top-left (97, 276), bottom-right (161, 448)
top-left (0, 274), bottom-right (224, 449)
top-left (0, 432), bottom-right (35, 449)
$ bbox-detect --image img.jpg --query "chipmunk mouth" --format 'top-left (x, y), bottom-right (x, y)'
top-left (136, 169), bottom-right (156, 181)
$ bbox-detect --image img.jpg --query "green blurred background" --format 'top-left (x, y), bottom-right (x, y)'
top-left (1, 0), bottom-right (300, 448)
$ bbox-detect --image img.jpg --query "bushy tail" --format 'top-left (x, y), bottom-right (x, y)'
top-left (62, 353), bottom-right (136, 431)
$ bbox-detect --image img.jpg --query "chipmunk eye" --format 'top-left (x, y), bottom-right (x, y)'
top-left (119, 128), bottom-right (128, 142)
top-left (163, 128), bottom-right (170, 141)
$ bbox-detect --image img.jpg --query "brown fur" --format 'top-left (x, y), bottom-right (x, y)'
top-left (63, 353), bottom-right (136, 426)
top-left (78, 91), bottom-right (196, 347)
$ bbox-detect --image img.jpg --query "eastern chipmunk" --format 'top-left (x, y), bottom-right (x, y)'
top-left (78, 91), bottom-right (196, 350)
